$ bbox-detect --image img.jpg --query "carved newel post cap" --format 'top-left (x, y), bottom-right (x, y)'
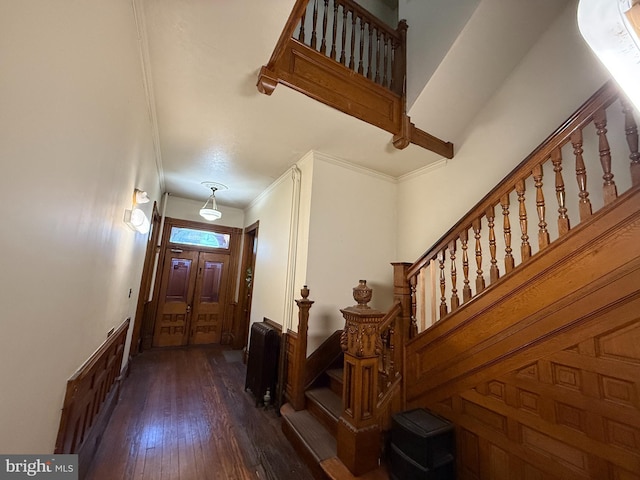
top-left (353, 280), bottom-right (372, 308)
top-left (301, 285), bottom-right (310, 299)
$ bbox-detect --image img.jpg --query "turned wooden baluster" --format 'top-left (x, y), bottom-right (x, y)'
top-left (320, 0), bottom-right (329, 54)
top-left (358, 17), bottom-right (365, 74)
top-left (375, 30), bottom-right (381, 84)
top-left (340, 6), bottom-right (348, 65)
top-left (460, 228), bottom-right (472, 302)
top-left (387, 322), bottom-right (396, 381)
top-left (486, 206), bottom-right (499, 283)
top-left (551, 148), bottom-right (570, 236)
top-left (330, 2), bottom-right (338, 60)
top-left (367, 21), bottom-right (373, 80)
top-left (311, 1), bottom-right (319, 49)
top-left (472, 218), bottom-right (485, 294)
top-left (382, 34), bottom-right (389, 88)
top-left (449, 239), bottom-right (459, 311)
top-left (500, 193), bottom-right (515, 273)
top-left (349, 10), bottom-right (356, 69)
top-left (298, 8), bottom-right (306, 42)
top-left (409, 274), bottom-right (418, 337)
top-left (594, 108), bottom-right (618, 204)
top-left (571, 129), bottom-right (593, 220)
top-left (439, 249), bottom-right (448, 318)
top-left (390, 40), bottom-right (397, 92)
top-left (532, 164), bottom-right (550, 250)
top-left (622, 98), bottom-right (640, 186)
top-left (515, 179), bottom-right (531, 262)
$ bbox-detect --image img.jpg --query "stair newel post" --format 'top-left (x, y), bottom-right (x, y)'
top-left (292, 285), bottom-right (314, 411)
top-left (392, 262), bottom-right (412, 401)
top-left (337, 280), bottom-right (385, 476)
top-left (391, 20), bottom-right (407, 97)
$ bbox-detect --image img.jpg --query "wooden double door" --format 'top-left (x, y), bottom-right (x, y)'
top-left (152, 248), bottom-right (230, 347)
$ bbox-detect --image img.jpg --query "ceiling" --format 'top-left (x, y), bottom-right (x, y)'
top-left (139, 0), bottom-right (570, 209)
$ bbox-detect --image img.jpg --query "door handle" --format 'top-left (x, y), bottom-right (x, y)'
top-left (186, 304), bottom-right (191, 314)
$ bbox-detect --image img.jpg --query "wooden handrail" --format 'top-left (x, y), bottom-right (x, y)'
top-left (405, 81), bottom-right (640, 331)
top-left (378, 299), bottom-right (402, 333)
top-left (408, 81), bottom-right (620, 279)
top-left (264, 0), bottom-right (312, 71)
top-left (338, 0), bottom-right (401, 40)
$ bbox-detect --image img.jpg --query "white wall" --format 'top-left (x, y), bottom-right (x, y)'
top-left (302, 153), bottom-right (397, 351)
top-left (396, 2), bottom-right (611, 262)
top-left (244, 170), bottom-right (297, 331)
top-left (355, 0), bottom-right (398, 27)
top-left (0, 0), bottom-right (161, 453)
top-left (400, 0), bottom-right (480, 108)
top-left (164, 195), bottom-right (245, 228)
top-left (243, 152), bottom-right (397, 352)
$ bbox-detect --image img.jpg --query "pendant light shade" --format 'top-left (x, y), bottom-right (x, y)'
top-left (199, 182), bottom-right (227, 221)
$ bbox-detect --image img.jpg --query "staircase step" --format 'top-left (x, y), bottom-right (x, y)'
top-left (282, 403), bottom-right (390, 480)
top-left (281, 403), bottom-right (336, 480)
top-left (326, 368), bottom-right (343, 396)
top-left (306, 387), bottom-right (342, 436)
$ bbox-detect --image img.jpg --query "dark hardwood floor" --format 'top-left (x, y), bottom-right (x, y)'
top-left (86, 345), bottom-right (314, 480)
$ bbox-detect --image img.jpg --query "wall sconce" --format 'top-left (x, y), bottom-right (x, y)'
top-left (134, 188), bottom-right (150, 204)
top-left (199, 181), bottom-right (227, 221)
top-left (124, 188), bottom-right (151, 234)
top-left (578, 0), bottom-right (640, 112)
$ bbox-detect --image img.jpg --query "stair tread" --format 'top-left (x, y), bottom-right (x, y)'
top-left (282, 406), bottom-right (337, 462)
top-left (326, 368), bottom-right (343, 382)
top-left (306, 387), bottom-right (342, 420)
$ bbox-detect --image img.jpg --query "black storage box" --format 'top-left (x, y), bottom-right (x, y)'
top-left (391, 408), bottom-right (455, 470)
top-left (389, 442), bottom-right (455, 480)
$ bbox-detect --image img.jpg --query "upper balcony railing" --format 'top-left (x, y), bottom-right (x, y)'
top-left (294, 0), bottom-right (406, 96)
top-left (257, 0), bottom-right (454, 158)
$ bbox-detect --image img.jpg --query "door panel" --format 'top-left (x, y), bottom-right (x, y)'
top-left (152, 250), bottom-right (198, 347)
top-left (190, 253), bottom-right (229, 345)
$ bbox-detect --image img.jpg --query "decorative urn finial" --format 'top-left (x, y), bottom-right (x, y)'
top-left (301, 285), bottom-right (309, 299)
top-left (352, 280), bottom-right (372, 308)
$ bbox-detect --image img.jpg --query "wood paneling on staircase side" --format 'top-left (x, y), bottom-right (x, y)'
top-left (405, 187), bottom-right (640, 479)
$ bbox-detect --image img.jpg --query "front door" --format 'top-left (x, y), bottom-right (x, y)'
top-left (152, 249), bottom-right (230, 347)
top-left (153, 249), bottom-right (198, 347)
top-left (190, 252), bottom-right (229, 345)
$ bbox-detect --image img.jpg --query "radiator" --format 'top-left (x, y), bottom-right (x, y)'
top-left (245, 321), bottom-right (280, 406)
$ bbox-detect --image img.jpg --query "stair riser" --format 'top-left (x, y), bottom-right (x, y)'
top-left (281, 419), bottom-right (329, 480)
top-left (328, 376), bottom-right (343, 397)
top-left (307, 398), bottom-right (338, 437)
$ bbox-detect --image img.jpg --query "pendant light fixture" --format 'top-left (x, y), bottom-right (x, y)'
top-left (199, 181), bottom-right (227, 221)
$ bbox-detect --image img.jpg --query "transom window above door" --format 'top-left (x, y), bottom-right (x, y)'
top-left (169, 227), bottom-right (230, 249)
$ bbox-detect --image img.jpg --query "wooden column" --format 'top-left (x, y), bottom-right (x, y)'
top-left (337, 280), bottom-right (385, 476)
top-left (291, 286), bottom-right (313, 411)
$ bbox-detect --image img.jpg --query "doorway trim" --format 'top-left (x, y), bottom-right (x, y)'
top-left (233, 221), bottom-right (259, 350)
top-left (142, 217), bottom-right (242, 348)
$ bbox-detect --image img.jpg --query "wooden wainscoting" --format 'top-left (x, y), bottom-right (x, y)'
top-left (405, 187), bottom-right (640, 479)
top-left (55, 318), bottom-right (130, 475)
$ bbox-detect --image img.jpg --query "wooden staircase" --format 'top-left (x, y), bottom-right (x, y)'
top-left (280, 83), bottom-right (640, 479)
top-left (282, 366), bottom-right (391, 480)
top-left (281, 272), bottom-right (411, 479)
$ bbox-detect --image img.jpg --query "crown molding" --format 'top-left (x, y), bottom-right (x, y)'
top-left (397, 159), bottom-right (448, 183)
top-left (132, 0), bottom-right (165, 191)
